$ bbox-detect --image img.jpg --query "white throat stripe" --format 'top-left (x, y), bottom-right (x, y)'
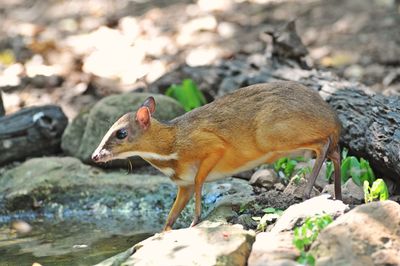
top-left (115, 151), bottom-right (178, 161)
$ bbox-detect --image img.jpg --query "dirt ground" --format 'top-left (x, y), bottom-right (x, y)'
top-left (1, 0), bottom-right (399, 119)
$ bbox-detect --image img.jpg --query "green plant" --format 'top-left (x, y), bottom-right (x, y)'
top-left (274, 157), bottom-right (298, 179)
top-left (326, 148), bottom-right (349, 180)
top-left (293, 214), bottom-right (333, 266)
top-left (165, 79), bottom-right (207, 111)
top-left (363, 179), bottom-right (389, 203)
top-left (325, 148), bottom-right (376, 187)
top-left (274, 156), bottom-right (311, 184)
top-left (252, 207), bottom-right (283, 232)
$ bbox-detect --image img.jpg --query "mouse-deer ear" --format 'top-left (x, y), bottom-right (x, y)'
top-left (141, 96), bottom-right (156, 114)
top-left (136, 107), bottom-right (151, 130)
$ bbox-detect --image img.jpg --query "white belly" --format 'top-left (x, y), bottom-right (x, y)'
top-left (174, 152), bottom-right (277, 186)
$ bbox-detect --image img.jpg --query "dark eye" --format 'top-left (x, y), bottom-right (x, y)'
top-left (116, 128), bottom-right (128, 139)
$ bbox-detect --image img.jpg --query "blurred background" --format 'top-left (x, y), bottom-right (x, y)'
top-left (1, 0), bottom-right (399, 120)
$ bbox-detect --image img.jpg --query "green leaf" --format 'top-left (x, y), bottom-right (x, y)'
top-left (363, 180), bottom-right (371, 203)
top-left (263, 207), bottom-right (277, 214)
top-left (340, 157), bottom-right (351, 183)
top-left (297, 253), bottom-right (316, 266)
top-left (274, 157), bottom-right (288, 172)
top-left (325, 161), bottom-right (334, 181)
top-left (342, 148), bottom-right (348, 160)
top-left (360, 158), bottom-right (376, 185)
top-left (165, 79), bottom-right (206, 112)
top-left (348, 157), bottom-right (361, 186)
top-left (370, 179), bottom-right (389, 201)
top-left (284, 160), bottom-right (298, 177)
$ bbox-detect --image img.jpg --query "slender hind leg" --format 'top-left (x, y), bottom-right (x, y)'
top-left (303, 139), bottom-right (331, 199)
top-left (328, 145), bottom-right (342, 200)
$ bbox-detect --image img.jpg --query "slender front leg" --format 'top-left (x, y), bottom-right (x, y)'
top-left (304, 139), bottom-right (330, 199)
top-left (191, 152), bottom-right (223, 227)
top-left (328, 145), bottom-right (342, 200)
top-left (163, 185), bottom-right (194, 231)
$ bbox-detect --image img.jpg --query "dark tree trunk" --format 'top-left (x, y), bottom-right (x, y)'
top-left (0, 105), bottom-right (68, 166)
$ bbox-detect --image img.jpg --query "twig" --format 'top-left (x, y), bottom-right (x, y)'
top-left (0, 90), bottom-right (5, 117)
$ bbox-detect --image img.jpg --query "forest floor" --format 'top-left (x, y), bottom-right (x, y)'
top-left (1, 0), bottom-right (399, 119)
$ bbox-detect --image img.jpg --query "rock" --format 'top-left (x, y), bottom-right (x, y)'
top-left (249, 169), bottom-right (279, 188)
top-left (11, 220), bottom-right (32, 234)
top-left (61, 93), bottom-right (185, 165)
top-left (342, 178), bottom-right (364, 204)
top-left (218, 75), bottom-right (246, 96)
top-left (283, 177), bottom-right (320, 199)
top-left (322, 178), bottom-right (364, 205)
top-left (0, 157), bottom-right (175, 231)
top-left (271, 195), bottom-right (349, 233)
top-left (204, 178), bottom-right (256, 225)
top-left (96, 222), bottom-right (255, 266)
top-left (232, 169), bottom-right (255, 180)
top-left (310, 201), bottom-right (400, 266)
top-left (248, 231), bottom-right (300, 266)
top-left (230, 214), bottom-right (258, 230)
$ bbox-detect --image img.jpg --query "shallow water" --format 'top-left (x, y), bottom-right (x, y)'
top-left (0, 220), bottom-right (153, 266)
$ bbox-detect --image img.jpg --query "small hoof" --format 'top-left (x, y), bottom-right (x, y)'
top-left (190, 217), bottom-right (200, 227)
top-left (303, 193), bottom-right (311, 201)
top-left (163, 225), bottom-right (172, 232)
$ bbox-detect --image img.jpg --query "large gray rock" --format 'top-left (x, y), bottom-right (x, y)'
top-left (0, 157), bottom-right (254, 230)
top-left (310, 200), bottom-right (400, 266)
top-left (96, 222), bottom-right (255, 266)
top-left (61, 93), bottom-right (185, 164)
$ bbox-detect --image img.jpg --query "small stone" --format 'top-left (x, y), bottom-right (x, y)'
top-left (231, 214), bottom-right (258, 230)
top-left (185, 46), bottom-right (223, 67)
top-left (271, 194), bottom-right (349, 233)
top-left (249, 169), bottom-right (279, 188)
top-left (11, 220), bottom-right (32, 234)
top-left (274, 183), bottom-right (286, 191)
top-left (233, 169), bottom-right (255, 180)
top-left (248, 231), bottom-right (299, 266)
top-left (342, 178), bottom-right (364, 204)
top-left (217, 22), bottom-right (236, 38)
top-left (344, 64), bottom-right (364, 80)
top-left (283, 177), bottom-right (320, 199)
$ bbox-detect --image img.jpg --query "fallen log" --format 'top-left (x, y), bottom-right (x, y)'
top-left (0, 105), bottom-right (68, 166)
top-left (328, 89), bottom-right (400, 189)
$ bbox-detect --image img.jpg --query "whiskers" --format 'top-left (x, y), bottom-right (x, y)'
top-left (126, 158), bottom-right (133, 174)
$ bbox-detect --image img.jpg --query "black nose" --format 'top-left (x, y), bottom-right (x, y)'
top-left (92, 154), bottom-right (99, 162)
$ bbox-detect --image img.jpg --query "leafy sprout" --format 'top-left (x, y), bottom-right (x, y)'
top-left (165, 79), bottom-right (207, 112)
top-left (363, 179), bottom-right (389, 203)
top-left (293, 214), bottom-right (333, 266)
top-left (252, 207), bottom-right (283, 232)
